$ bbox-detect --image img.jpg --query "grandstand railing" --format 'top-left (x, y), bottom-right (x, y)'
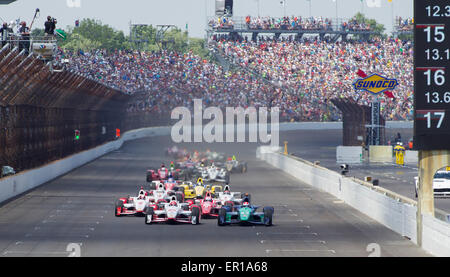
top-left (2, 34), bottom-right (57, 60)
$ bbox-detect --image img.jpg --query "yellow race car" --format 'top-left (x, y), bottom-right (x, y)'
top-left (179, 178), bottom-right (223, 199)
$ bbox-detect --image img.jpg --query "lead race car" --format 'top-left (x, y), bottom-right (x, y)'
top-left (217, 200), bottom-right (274, 226)
top-left (115, 187), bottom-right (151, 217)
top-left (144, 196), bottom-right (202, 225)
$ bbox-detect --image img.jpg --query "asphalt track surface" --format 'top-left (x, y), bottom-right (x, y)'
top-left (0, 133), bottom-right (430, 257)
top-left (283, 128), bottom-right (450, 214)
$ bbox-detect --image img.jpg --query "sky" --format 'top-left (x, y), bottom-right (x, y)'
top-left (0, 0), bottom-right (413, 38)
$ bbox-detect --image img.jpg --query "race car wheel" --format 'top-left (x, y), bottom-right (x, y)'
top-left (145, 207), bottom-right (154, 225)
top-left (176, 191), bottom-right (184, 203)
top-left (115, 200), bottom-right (124, 217)
top-left (263, 207), bottom-right (274, 226)
top-left (146, 174), bottom-right (153, 183)
top-left (225, 173), bottom-right (230, 185)
top-left (191, 206), bottom-right (201, 225)
top-left (218, 208), bottom-right (227, 226)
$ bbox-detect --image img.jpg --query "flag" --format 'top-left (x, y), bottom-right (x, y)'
top-left (55, 29), bottom-right (67, 40)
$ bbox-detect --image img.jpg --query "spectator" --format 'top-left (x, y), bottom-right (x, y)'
top-left (44, 16), bottom-right (57, 37)
top-left (18, 21), bottom-right (30, 54)
top-left (0, 22), bottom-right (12, 48)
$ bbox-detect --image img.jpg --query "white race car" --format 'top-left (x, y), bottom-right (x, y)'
top-left (414, 169), bottom-right (450, 197)
top-left (115, 188), bottom-right (152, 216)
top-left (147, 182), bottom-right (184, 203)
top-left (144, 196), bottom-right (201, 225)
top-left (215, 185), bottom-right (250, 206)
top-left (200, 163), bottom-right (230, 184)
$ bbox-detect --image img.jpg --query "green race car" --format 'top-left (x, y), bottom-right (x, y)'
top-left (217, 202), bottom-right (273, 226)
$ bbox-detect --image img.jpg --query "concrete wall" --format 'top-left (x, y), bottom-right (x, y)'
top-left (369, 145), bottom-right (393, 163)
top-left (336, 146), bottom-right (363, 164)
top-left (257, 148), bottom-right (450, 256)
top-left (405, 150), bottom-right (418, 165)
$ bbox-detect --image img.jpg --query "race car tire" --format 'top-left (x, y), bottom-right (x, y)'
top-left (225, 173), bottom-right (230, 185)
top-left (176, 191), bottom-right (184, 203)
top-left (218, 208), bottom-right (227, 226)
top-left (263, 207), bottom-right (274, 226)
top-left (115, 200), bottom-right (124, 217)
top-left (224, 201), bottom-right (233, 212)
top-left (145, 207), bottom-right (154, 225)
top-left (191, 206), bottom-right (201, 225)
top-left (146, 174), bottom-right (153, 183)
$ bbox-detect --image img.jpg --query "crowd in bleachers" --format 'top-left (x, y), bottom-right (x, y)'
top-left (57, 32), bottom-right (413, 122)
top-left (212, 36), bottom-right (413, 121)
top-left (208, 16), bottom-right (373, 32)
top-left (58, 48), bottom-right (287, 118)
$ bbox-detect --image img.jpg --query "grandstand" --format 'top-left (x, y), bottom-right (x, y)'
top-left (207, 16), bottom-right (378, 42)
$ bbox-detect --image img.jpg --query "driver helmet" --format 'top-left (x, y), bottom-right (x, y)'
top-left (161, 163), bottom-right (165, 168)
top-left (242, 201), bottom-right (250, 207)
top-left (224, 190), bottom-right (231, 195)
top-left (205, 196), bottom-right (212, 202)
top-left (169, 201), bottom-right (177, 206)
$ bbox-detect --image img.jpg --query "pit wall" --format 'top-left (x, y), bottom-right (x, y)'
top-left (256, 147), bottom-right (450, 257)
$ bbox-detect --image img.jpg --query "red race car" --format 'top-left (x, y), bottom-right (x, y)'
top-left (186, 191), bottom-right (221, 219)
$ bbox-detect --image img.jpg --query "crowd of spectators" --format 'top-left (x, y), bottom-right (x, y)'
top-left (208, 16), bottom-right (372, 32)
top-left (395, 17), bottom-right (413, 32)
top-left (57, 33), bottom-right (413, 122)
top-left (212, 36), bottom-right (413, 121)
top-left (58, 48), bottom-right (286, 119)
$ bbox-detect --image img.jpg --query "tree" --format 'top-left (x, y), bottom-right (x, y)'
top-left (59, 19), bottom-right (127, 51)
top-left (351, 12), bottom-right (386, 38)
top-left (61, 33), bottom-right (101, 51)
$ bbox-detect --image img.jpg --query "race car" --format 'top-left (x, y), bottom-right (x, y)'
top-left (199, 163), bottom-right (230, 184)
top-left (187, 191), bottom-right (222, 218)
top-left (148, 181), bottom-right (185, 202)
top-left (224, 156), bottom-right (248, 173)
top-left (144, 196), bottom-right (201, 225)
top-left (179, 179), bottom-right (223, 200)
top-left (146, 164), bottom-right (169, 182)
top-left (217, 200), bottom-right (274, 226)
top-left (414, 169), bottom-right (450, 197)
top-left (146, 163), bottom-right (183, 182)
top-left (115, 187), bottom-right (151, 217)
top-left (215, 185), bottom-right (250, 206)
